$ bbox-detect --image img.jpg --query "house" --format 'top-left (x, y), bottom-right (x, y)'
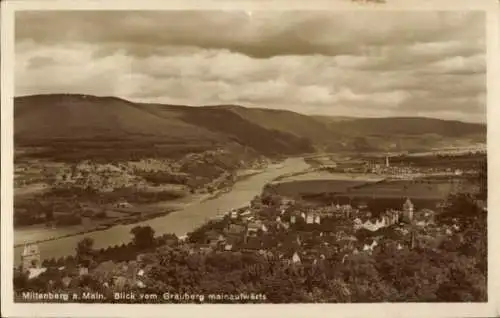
top-left (79, 266), bottom-right (89, 276)
top-left (306, 213), bottom-right (314, 224)
top-left (361, 219), bottom-right (378, 232)
top-left (230, 209), bottom-right (238, 219)
top-left (375, 217), bottom-right (386, 229)
top-left (362, 239), bottom-right (378, 253)
top-left (353, 218), bottom-right (363, 231)
top-left (414, 209), bottom-right (435, 227)
top-left (314, 215), bottom-right (321, 224)
top-left (317, 207), bottom-right (335, 218)
top-left (240, 210), bottom-right (252, 217)
top-left (115, 201), bottom-right (133, 209)
top-left (354, 216), bottom-right (386, 232)
top-left (339, 204), bottom-right (355, 218)
top-left (205, 230), bottom-right (225, 247)
top-left (388, 209), bottom-right (400, 224)
top-left (246, 222), bottom-right (262, 236)
top-left (27, 268), bottom-right (47, 280)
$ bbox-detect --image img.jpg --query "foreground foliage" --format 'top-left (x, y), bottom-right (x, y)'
top-left (14, 192), bottom-right (487, 303)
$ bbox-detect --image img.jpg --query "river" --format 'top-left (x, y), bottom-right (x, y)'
top-left (13, 157), bottom-right (310, 265)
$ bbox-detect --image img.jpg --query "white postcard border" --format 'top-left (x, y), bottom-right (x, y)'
top-left (2, 1), bottom-right (499, 317)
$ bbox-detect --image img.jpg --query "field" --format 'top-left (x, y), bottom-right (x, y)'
top-left (276, 171), bottom-right (384, 183)
top-left (269, 175), bottom-right (473, 203)
top-left (268, 179), bottom-right (376, 197)
top-left (345, 179), bottom-right (459, 200)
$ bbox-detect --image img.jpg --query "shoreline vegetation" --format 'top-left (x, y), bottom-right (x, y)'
top-left (14, 167), bottom-right (270, 248)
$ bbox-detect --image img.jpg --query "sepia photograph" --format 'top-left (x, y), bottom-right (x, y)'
top-left (1, 0), bottom-right (498, 317)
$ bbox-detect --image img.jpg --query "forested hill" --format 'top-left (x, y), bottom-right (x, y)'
top-left (14, 94), bottom-right (485, 160)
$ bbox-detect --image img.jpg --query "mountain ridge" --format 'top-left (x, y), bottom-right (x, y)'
top-left (15, 94), bottom-right (486, 125)
top-left (14, 94), bottom-right (486, 161)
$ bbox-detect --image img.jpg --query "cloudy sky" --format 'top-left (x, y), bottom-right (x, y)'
top-left (15, 10), bottom-right (486, 122)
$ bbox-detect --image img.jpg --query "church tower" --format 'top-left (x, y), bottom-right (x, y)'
top-left (403, 198), bottom-right (414, 222)
top-left (22, 243), bottom-right (41, 271)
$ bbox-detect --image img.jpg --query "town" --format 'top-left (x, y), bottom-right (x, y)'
top-left (14, 151), bottom-right (487, 303)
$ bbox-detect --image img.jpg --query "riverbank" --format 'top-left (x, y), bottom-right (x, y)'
top-left (14, 167), bottom-right (270, 248)
top-left (13, 158), bottom-right (310, 265)
top-left (13, 208), bottom-right (178, 248)
top-left (15, 189), bottom-right (225, 248)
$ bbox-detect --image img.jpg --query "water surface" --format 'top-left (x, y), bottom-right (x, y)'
top-left (13, 158), bottom-right (309, 265)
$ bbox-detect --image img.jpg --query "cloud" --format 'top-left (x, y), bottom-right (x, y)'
top-left (15, 10), bottom-right (486, 122)
top-left (16, 11), bottom-right (485, 59)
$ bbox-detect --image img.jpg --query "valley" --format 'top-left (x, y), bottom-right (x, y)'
top-left (13, 93), bottom-right (486, 255)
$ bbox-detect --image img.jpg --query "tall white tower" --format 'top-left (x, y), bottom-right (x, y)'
top-left (22, 243), bottom-right (41, 271)
top-left (385, 155), bottom-right (390, 168)
top-left (403, 198), bottom-right (414, 222)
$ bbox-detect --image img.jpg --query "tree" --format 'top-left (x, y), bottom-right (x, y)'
top-left (45, 208), bottom-right (54, 222)
top-left (437, 193), bottom-right (481, 229)
top-left (13, 269), bottom-right (28, 291)
top-left (131, 226), bottom-right (155, 249)
top-left (76, 237), bottom-right (95, 267)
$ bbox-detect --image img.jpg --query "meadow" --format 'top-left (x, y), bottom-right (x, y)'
top-left (345, 179), bottom-right (459, 200)
top-left (269, 176), bottom-right (470, 209)
top-left (268, 179), bottom-right (376, 197)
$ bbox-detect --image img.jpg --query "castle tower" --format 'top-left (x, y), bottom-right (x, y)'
top-left (22, 243), bottom-right (41, 271)
top-left (403, 198), bottom-right (414, 222)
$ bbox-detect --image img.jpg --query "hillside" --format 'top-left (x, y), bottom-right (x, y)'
top-left (15, 94), bottom-right (220, 143)
top-left (325, 117), bottom-right (486, 138)
top-left (14, 94), bottom-right (486, 160)
top-left (310, 115), bottom-right (485, 151)
top-left (311, 115), bottom-right (357, 123)
top-left (211, 105), bottom-right (340, 145)
top-left (14, 94), bottom-right (315, 160)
